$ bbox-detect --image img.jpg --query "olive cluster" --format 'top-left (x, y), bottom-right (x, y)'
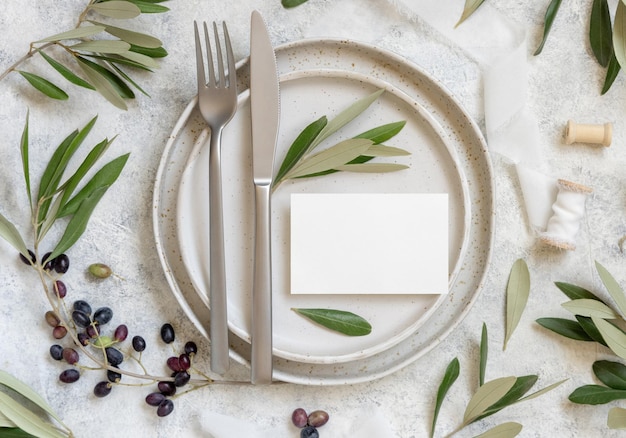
top-left (292, 408), bottom-right (330, 438)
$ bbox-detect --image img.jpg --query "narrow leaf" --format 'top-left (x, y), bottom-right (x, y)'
top-left (608, 407), bottom-right (626, 429)
top-left (455, 0), bottom-right (486, 28)
top-left (87, 54), bottom-right (152, 71)
top-left (109, 63), bottom-right (149, 96)
top-left (77, 57), bottom-right (134, 98)
top-left (129, 44), bottom-right (167, 58)
top-left (0, 370), bottom-right (65, 427)
top-left (534, 0), bottom-right (563, 55)
top-left (0, 427), bottom-right (38, 437)
top-left (602, 52), bottom-right (621, 94)
top-left (477, 376), bottom-right (538, 420)
top-left (19, 112), bottom-right (31, 210)
top-left (569, 384), bottom-right (626, 405)
top-left (562, 299), bottom-right (617, 319)
top-left (590, 0), bottom-right (613, 67)
top-left (518, 379), bottom-right (566, 402)
top-left (595, 261), bottom-right (626, 318)
top-left (480, 323), bottom-right (488, 387)
top-left (285, 138), bottom-right (373, 179)
top-left (362, 144), bottom-right (410, 157)
top-left (576, 315), bottom-right (608, 346)
top-left (282, 0), bottom-right (309, 8)
top-left (118, 50), bottom-right (159, 69)
top-left (592, 316), bottom-right (626, 360)
top-left (88, 1), bottom-right (141, 19)
top-left (613, 1), bottom-right (626, 71)
top-left (57, 153), bottom-right (129, 218)
top-left (0, 213), bottom-right (29, 259)
top-left (473, 422), bottom-right (522, 438)
top-left (77, 58), bottom-right (127, 110)
top-left (0, 392), bottom-right (66, 438)
top-left (354, 121), bottom-right (406, 144)
top-left (310, 89), bottom-right (384, 150)
top-left (332, 163), bottom-right (408, 173)
top-left (555, 281), bottom-right (602, 301)
top-left (71, 40), bottom-right (131, 55)
top-left (292, 308), bottom-right (372, 336)
top-left (36, 25), bottom-right (105, 43)
top-left (37, 51), bottom-right (94, 90)
top-left (536, 317), bottom-right (594, 342)
top-left (593, 360), bottom-right (626, 390)
top-left (463, 377), bottom-right (517, 423)
top-left (430, 357), bottom-right (460, 438)
top-left (18, 72), bottom-right (68, 100)
top-left (91, 21), bottom-right (162, 48)
top-left (274, 116), bottom-right (327, 187)
top-left (126, 1), bottom-right (169, 13)
top-left (504, 259), bottom-right (530, 349)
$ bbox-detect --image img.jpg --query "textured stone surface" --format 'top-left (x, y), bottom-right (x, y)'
top-left (1, 0), bottom-right (626, 436)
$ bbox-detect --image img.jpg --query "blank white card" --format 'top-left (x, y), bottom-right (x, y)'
top-left (290, 193), bottom-right (448, 295)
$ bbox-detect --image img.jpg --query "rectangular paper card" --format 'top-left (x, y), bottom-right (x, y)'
top-left (290, 193), bottom-right (449, 295)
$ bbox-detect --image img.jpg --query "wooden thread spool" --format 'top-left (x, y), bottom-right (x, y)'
top-left (565, 120), bottom-right (612, 146)
top-left (539, 179), bottom-right (592, 250)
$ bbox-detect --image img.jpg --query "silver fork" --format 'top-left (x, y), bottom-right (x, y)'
top-left (194, 21), bottom-right (237, 375)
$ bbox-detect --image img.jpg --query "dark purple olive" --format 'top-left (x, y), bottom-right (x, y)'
top-left (292, 408), bottom-right (308, 428)
top-left (94, 307), bottom-right (113, 325)
top-left (157, 399), bottom-right (174, 417)
top-left (52, 325), bottom-right (68, 339)
top-left (53, 280), bottom-right (67, 298)
top-left (145, 392), bottom-right (166, 406)
top-left (54, 254), bottom-right (70, 273)
top-left (105, 347), bottom-right (124, 366)
top-left (300, 426), bottom-right (319, 438)
top-left (19, 250), bottom-right (36, 266)
top-left (43, 252), bottom-right (54, 270)
top-left (62, 348), bottom-right (79, 364)
top-left (166, 357), bottom-right (182, 372)
top-left (178, 354), bottom-right (191, 371)
top-left (59, 369), bottom-right (80, 383)
top-left (173, 371), bottom-right (190, 387)
top-left (49, 344), bottom-right (63, 361)
top-left (157, 381), bottom-right (176, 396)
top-left (184, 341), bottom-right (198, 356)
top-left (72, 310), bottom-right (91, 328)
top-left (94, 381), bottom-right (112, 397)
top-left (114, 324), bottom-right (128, 342)
top-left (73, 300), bottom-right (92, 315)
top-left (132, 336), bottom-right (146, 352)
top-left (107, 369), bottom-right (122, 383)
top-left (160, 323), bottom-right (175, 344)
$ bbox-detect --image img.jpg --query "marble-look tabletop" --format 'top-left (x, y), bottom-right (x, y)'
top-left (1, 0), bottom-right (625, 437)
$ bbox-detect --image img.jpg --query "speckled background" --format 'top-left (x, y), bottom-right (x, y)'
top-left (1, 0), bottom-right (626, 437)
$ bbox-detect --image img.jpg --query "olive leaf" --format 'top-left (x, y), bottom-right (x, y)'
top-left (354, 121), bottom-right (406, 144)
top-left (0, 392), bottom-right (67, 438)
top-left (17, 72), bottom-right (68, 100)
top-left (126, 0), bottom-right (170, 14)
top-left (463, 376), bottom-right (517, 424)
top-left (430, 357), bottom-right (460, 438)
top-left (332, 163), bottom-right (408, 173)
top-left (455, 0), bottom-right (486, 28)
top-left (613, 0), bottom-right (626, 71)
top-left (535, 317), bottom-right (595, 342)
top-left (88, 1), bottom-right (141, 19)
top-left (590, 0), bottom-right (613, 67)
top-left (282, 0), bottom-right (309, 8)
top-left (602, 53), bottom-right (621, 94)
top-left (608, 407), bottom-right (626, 429)
top-left (71, 40), bottom-right (131, 55)
top-left (38, 50), bottom-right (95, 90)
top-left (593, 360), bottom-right (626, 390)
top-left (90, 21), bottom-right (162, 48)
top-left (595, 261), bottom-right (626, 318)
top-left (576, 315), bottom-right (608, 346)
top-left (562, 299), bottom-right (617, 319)
top-left (77, 58), bottom-right (128, 110)
top-left (0, 213), bottom-right (29, 260)
top-left (534, 0), bottom-right (563, 55)
top-left (554, 281), bottom-right (602, 301)
top-left (569, 384), bottom-right (626, 405)
top-left (36, 25), bottom-right (106, 43)
top-left (362, 144), bottom-right (410, 157)
top-left (592, 316), bottom-right (626, 360)
top-left (20, 111), bottom-right (32, 211)
top-left (504, 259), bottom-right (530, 350)
top-left (77, 57), bottom-right (134, 98)
top-left (292, 308), bottom-right (372, 336)
top-left (479, 322), bottom-right (488, 386)
top-left (129, 44), bottom-right (167, 58)
top-left (476, 375), bottom-right (538, 420)
top-left (473, 422), bottom-right (522, 438)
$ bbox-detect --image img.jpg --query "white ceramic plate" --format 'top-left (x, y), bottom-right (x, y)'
top-left (175, 68), bottom-right (469, 364)
top-left (153, 39), bottom-right (494, 384)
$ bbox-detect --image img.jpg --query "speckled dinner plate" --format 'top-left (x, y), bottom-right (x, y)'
top-left (153, 39), bottom-right (494, 384)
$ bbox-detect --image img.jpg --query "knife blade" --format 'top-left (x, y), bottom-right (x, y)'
top-left (249, 10), bottom-right (279, 385)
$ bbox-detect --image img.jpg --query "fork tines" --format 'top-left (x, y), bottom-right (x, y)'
top-left (194, 21), bottom-right (235, 89)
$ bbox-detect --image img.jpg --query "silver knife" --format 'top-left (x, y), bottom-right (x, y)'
top-left (249, 10), bottom-right (279, 385)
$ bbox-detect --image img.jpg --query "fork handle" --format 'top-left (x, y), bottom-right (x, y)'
top-left (209, 127), bottom-right (230, 375)
top-left (251, 183), bottom-right (273, 385)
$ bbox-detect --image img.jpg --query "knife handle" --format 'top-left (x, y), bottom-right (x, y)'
top-left (209, 128), bottom-right (230, 375)
top-left (251, 183), bottom-right (273, 385)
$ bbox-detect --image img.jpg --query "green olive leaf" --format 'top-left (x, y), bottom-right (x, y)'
top-left (284, 138), bottom-right (374, 179)
top-left (562, 299), bottom-right (618, 319)
top-left (129, 44), bottom-right (167, 58)
top-left (76, 58), bottom-right (128, 110)
top-left (463, 377), bottom-right (517, 424)
top-left (20, 112), bottom-right (32, 211)
top-left (613, 1), bottom-right (626, 71)
top-left (77, 57), bottom-right (134, 98)
top-left (89, 21), bottom-right (162, 48)
top-left (534, 0), bottom-right (563, 55)
top-left (71, 40), bottom-right (131, 55)
top-left (593, 360), bottom-right (626, 390)
top-left (0, 213), bottom-right (29, 260)
top-left (554, 281), bottom-right (602, 301)
top-left (576, 315), bottom-right (608, 346)
top-left (281, 0), bottom-right (309, 8)
top-left (592, 316), bottom-right (626, 360)
top-left (535, 317), bottom-right (595, 342)
top-left (36, 25), bottom-right (105, 43)
top-left (590, 0), bottom-right (613, 67)
top-left (455, 0), bottom-right (486, 28)
top-left (118, 51), bottom-right (159, 69)
top-left (0, 370), bottom-right (65, 429)
top-left (517, 379), bottom-right (566, 402)
top-left (473, 422), bottom-right (522, 438)
top-left (0, 392), bottom-right (66, 438)
top-left (362, 144), bottom-right (410, 157)
top-left (88, 1), bottom-right (141, 19)
top-left (479, 322), bottom-right (488, 386)
top-left (109, 63), bottom-right (149, 96)
top-left (595, 261), bottom-right (626, 318)
top-left (18, 72), bottom-right (68, 100)
top-left (125, 0), bottom-right (169, 13)
top-left (602, 52), bottom-right (621, 94)
top-left (37, 50), bottom-right (94, 90)
top-left (430, 357), bottom-right (460, 438)
top-left (608, 407), bottom-right (626, 429)
top-left (504, 259), bottom-right (530, 350)
top-left (292, 308), bottom-right (372, 336)
top-left (354, 120), bottom-right (406, 144)
top-left (569, 384), bottom-right (626, 405)
top-left (477, 375), bottom-right (538, 420)
top-left (333, 163), bottom-right (408, 173)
